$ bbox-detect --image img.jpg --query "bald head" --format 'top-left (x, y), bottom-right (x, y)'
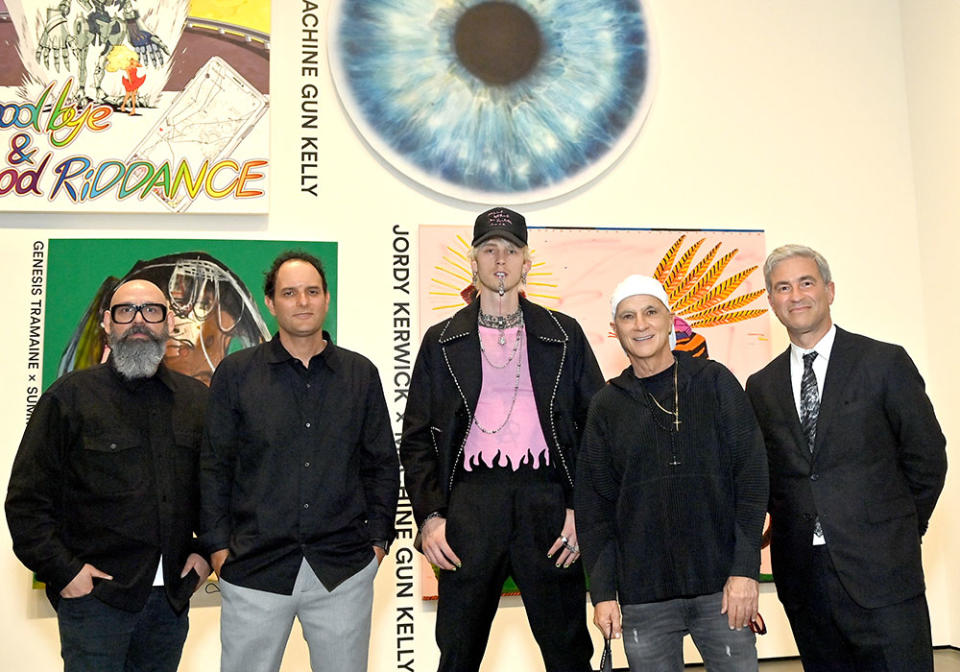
top-left (109, 279), bottom-right (168, 310)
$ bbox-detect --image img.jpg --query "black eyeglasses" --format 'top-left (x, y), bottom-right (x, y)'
top-left (110, 303), bottom-right (168, 324)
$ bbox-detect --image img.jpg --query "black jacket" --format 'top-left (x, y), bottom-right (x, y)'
top-left (5, 363), bottom-right (208, 613)
top-left (746, 327), bottom-right (946, 610)
top-left (400, 297), bottom-right (603, 526)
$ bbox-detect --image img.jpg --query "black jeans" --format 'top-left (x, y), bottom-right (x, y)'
top-left (436, 464), bottom-right (592, 672)
top-left (57, 587), bottom-right (188, 672)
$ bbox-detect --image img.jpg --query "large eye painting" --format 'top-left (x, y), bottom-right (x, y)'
top-left (328, 0), bottom-right (653, 204)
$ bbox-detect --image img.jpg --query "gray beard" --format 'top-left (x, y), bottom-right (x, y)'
top-left (109, 325), bottom-right (167, 379)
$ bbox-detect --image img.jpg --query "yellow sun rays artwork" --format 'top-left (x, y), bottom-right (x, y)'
top-left (427, 234), bottom-right (560, 314)
top-left (609, 234), bottom-right (770, 359)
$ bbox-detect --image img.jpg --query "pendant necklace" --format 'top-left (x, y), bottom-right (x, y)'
top-left (474, 272), bottom-right (523, 434)
top-left (478, 306), bottom-right (522, 346)
top-left (647, 358), bottom-right (680, 432)
top-left (479, 321), bottom-right (523, 369)
top-left (472, 333), bottom-right (523, 435)
top-left (642, 358), bottom-right (682, 466)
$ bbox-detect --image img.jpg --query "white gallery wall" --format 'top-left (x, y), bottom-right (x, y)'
top-left (900, 0), bottom-right (960, 649)
top-left (0, 1), bottom-right (955, 670)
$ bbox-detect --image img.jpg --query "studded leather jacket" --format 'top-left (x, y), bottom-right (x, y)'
top-left (400, 297), bottom-right (604, 527)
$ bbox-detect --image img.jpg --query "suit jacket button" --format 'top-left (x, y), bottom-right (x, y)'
top-left (810, 473), bottom-right (820, 481)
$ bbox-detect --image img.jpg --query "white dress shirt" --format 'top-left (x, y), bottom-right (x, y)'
top-left (789, 323), bottom-right (836, 545)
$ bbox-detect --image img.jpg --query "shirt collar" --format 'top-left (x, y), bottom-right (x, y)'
top-left (790, 323), bottom-right (836, 368)
top-left (265, 331), bottom-right (338, 370)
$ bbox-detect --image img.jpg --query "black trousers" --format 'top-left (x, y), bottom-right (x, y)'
top-left (783, 546), bottom-right (933, 672)
top-left (435, 464), bottom-right (593, 672)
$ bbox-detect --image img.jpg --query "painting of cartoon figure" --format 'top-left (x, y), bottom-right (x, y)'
top-left (20, 0), bottom-right (183, 104)
top-left (0, 0), bottom-right (271, 213)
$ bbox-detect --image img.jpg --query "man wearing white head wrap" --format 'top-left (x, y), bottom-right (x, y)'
top-left (609, 274), bottom-right (677, 350)
top-left (576, 274), bottom-right (768, 671)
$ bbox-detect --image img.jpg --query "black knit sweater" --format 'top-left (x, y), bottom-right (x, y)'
top-left (575, 356), bottom-right (768, 605)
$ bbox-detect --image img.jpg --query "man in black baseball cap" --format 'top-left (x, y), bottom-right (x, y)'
top-left (401, 207), bottom-right (603, 672)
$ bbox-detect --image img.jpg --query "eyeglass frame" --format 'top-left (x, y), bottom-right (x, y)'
top-left (748, 612), bottom-right (767, 635)
top-left (109, 303), bottom-right (169, 324)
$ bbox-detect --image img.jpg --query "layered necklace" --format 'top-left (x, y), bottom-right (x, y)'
top-left (475, 306), bottom-right (524, 435)
top-left (478, 307), bottom-right (523, 346)
top-left (646, 358), bottom-right (680, 432)
top-left (642, 357), bottom-right (682, 466)
top-left (479, 312), bottom-right (523, 369)
top-left (476, 272), bottom-right (521, 345)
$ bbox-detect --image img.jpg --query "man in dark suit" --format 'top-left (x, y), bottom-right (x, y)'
top-left (746, 244), bottom-right (947, 671)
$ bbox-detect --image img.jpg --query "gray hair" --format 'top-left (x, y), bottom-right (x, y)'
top-left (763, 244), bottom-right (832, 292)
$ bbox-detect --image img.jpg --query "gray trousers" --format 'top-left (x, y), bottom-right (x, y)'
top-left (219, 556), bottom-right (377, 672)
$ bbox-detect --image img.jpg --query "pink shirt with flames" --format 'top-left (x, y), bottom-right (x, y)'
top-left (464, 325), bottom-right (550, 471)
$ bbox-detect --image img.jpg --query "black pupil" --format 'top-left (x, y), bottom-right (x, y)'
top-left (454, 2), bottom-right (542, 85)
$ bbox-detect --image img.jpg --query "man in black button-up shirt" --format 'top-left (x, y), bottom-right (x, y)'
top-left (200, 251), bottom-right (399, 672)
top-left (6, 279), bottom-right (210, 672)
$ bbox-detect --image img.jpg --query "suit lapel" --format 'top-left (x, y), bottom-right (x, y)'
top-left (771, 347), bottom-right (810, 458)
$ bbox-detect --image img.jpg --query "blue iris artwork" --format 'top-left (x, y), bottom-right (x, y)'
top-left (329, 0), bottom-right (653, 203)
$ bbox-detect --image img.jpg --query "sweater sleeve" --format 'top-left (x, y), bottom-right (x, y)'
top-left (575, 394), bottom-right (620, 604)
top-left (716, 365), bottom-right (769, 580)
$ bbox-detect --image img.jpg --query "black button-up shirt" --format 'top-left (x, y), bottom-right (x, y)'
top-left (200, 333), bottom-right (399, 593)
top-left (5, 363), bottom-right (208, 613)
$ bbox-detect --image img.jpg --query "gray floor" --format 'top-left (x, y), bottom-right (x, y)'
top-left (681, 648), bottom-right (960, 670)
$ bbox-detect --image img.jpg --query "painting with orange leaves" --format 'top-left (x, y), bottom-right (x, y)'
top-left (417, 226), bottom-right (775, 598)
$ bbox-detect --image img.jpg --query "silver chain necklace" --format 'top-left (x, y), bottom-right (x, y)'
top-left (479, 321), bottom-right (524, 370)
top-left (473, 329), bottom-right (524, 435)
top-left (478, 306), bottom-right (523, 346)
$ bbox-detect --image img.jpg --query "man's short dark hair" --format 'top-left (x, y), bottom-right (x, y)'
top-left (264, 251), bottom-right (328, 298)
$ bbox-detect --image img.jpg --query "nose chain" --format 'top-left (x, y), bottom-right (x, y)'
top-left (497, 272), bottom-right (506, 343)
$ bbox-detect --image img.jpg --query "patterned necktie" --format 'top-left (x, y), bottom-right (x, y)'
top-left (800, 351), bottom-right (825, 541)
top-left (800, 351), bottom-right (819, 452)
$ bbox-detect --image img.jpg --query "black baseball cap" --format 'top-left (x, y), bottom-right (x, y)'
top-left (471, 207), bottom-right (527, 248)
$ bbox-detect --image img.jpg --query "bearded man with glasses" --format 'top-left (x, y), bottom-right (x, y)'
top-left (6, 279), bottom-right (211, 672)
